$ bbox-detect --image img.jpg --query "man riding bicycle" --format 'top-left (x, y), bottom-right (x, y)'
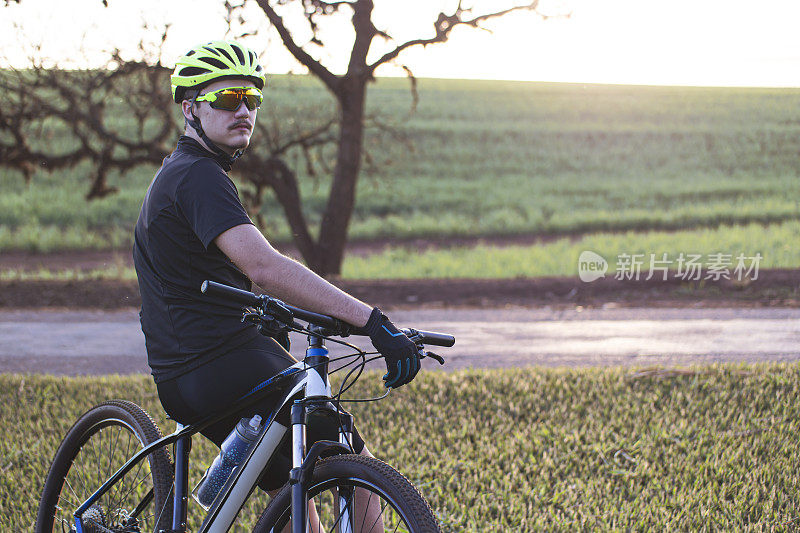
top-left (132, 40), bottom-right (420, 495)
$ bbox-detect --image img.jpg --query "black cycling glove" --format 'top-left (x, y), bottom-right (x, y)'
top-left (364, 307), bottom-right (420, 389)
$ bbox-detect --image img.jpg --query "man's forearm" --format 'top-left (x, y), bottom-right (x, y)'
top-left (251, 253), bottom-right (372, 328)
top-left (213, 223), bottom-right (373, 327)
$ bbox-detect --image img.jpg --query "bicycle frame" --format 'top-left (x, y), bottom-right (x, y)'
top-left (72, 328), bottom-right (353, 533)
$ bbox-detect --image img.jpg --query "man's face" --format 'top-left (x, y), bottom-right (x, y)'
top-left (183, 78), bottom-right (259, 155)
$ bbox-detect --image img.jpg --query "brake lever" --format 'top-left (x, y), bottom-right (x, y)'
top-left (423, 351), bottom-right (445, 366)
top-left (264, 297), bottom-right (294, 325)
top-left (414, 343), bottom-right (445, 366)
top-left (241, 310), bottom-right (261, 326)
top-left (242, 309), bottom-right (290, 337)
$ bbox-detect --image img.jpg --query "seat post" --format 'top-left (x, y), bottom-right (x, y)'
top-left (171, 424), bottom-right (191, 532)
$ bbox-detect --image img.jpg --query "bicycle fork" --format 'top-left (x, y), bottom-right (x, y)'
top-left (288, 331), bottom-right (356, 533)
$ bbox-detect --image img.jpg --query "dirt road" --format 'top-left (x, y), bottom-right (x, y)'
top-left (1, 307), bottom-right (798, 375)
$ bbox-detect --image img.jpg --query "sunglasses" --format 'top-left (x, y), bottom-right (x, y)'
top-left (195, 87), bottom-right (263, 111)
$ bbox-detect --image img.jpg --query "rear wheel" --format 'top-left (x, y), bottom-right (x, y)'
top-left (35, 400), bottom-right (174, 533)
top-left (254, 454), bottom-right (440, 533)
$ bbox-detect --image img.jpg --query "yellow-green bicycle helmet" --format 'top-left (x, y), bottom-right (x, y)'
top-left (171, 40), bottom-right (266, 103)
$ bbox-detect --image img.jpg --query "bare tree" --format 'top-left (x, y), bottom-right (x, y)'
top-left (0, 50), bottom-right (176, 199)
top-left (0, 14), bottom-right (346, 271)
top-left (2, 0), bottom-right (560, 275)
top-left (251, 0), bottom-right (557, 274)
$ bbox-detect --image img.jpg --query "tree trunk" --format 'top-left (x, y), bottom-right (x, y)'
top-left (263, 157), bottom-right (321, 270)
top-left (315, 76), bottom-right (367, 276)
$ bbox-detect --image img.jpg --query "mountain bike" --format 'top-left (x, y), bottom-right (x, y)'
top-left (35, 280), bottom-right (455, 533)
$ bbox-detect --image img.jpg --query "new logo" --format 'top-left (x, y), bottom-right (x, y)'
top-left (578, 250), bottom-right (608, 282)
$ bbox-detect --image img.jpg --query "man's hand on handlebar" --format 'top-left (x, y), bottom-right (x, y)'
top-left (201, 281), bottom-right (454, 383)
top-left (363, 307), bottom-right (420, 389)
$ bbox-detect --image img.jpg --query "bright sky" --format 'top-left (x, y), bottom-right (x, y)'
top-left (2, 0), bottom-right (799, 87)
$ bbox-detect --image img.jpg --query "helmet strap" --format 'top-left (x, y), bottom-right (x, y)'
top-left (187, 98), bottom-right (244, 164)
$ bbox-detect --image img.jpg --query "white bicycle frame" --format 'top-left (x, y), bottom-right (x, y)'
top-left (197, 338), bottom-right (350, 532)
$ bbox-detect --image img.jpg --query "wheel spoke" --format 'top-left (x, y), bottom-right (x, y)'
top-left (361, 488), bottom-right (374, 533)
top-left (327, 485), bottom-right (354, 532)
top-left (152, 482), bottom-right (174, 533)
top-left (61, 476), bottom-right (82, 511)
top-left (37, 403), bottom-right (171, 533)
top-left (366, 494), bottom-right (388, 533)
top-left (294, 482), bottom-right (409, 533)
top-left (108, 430), bottom-right (136, 522)
top-left (106, 423), bottom-right (122, 484)
top-left (73, 445), bottom-right (91, 501)
top-left (113, 458), bottom-right (153, 520)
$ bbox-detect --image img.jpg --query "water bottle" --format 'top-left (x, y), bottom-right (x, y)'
top-left (192, 415), bottom-right (262, 510)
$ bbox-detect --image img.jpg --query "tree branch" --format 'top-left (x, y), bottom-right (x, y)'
top-left (299, 0), bottom-right (354, 47)
top-left (272, 118), bottom-right (337, 155)
top-left (368, 1), bottom-right (543, 72)
top-left (347, 0), bottom-right (377, 78)
top-left (402, 65), bottom-right (418, 114)
top-left (255, 0), bottom-right (341, 95)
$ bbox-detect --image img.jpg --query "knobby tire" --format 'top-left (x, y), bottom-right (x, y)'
top-left (34, 400), bottom-right (174, 533)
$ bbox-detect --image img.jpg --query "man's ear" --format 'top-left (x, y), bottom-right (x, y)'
top-left (181, 100), bottom-right (193, 122)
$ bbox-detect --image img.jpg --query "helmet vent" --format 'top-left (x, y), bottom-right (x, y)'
top-left (217, 47), bottom-right (235, 64)
top-left (231, 44), bottom-right (246, 65)
top-left (202, 46), bottom-right (221, 57)
top-left (198, 56), bottom-right (228, 70)
top-left (179, 66), bottom-right (210, 77)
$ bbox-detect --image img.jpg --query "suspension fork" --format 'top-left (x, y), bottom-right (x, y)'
top-left (337, 412), bottom-right (356, 533)
top-left (290, 402), bottom-right (308, 533)
top-left (289, 404), bottom-right (355, 533)
top-left (289, 325), bottom-right (330, 533)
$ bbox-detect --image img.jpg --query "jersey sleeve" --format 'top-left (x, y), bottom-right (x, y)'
top-left (176, 159), bottom-right (254, 249)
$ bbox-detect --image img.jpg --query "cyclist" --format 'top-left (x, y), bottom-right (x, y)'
top-left (132, 40), bottom-right (419, 496)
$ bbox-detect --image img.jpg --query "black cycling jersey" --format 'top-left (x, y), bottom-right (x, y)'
top-left (133, 136), bottom-right (259, 382)
top-left (136, 136), bottom-right (368, 490)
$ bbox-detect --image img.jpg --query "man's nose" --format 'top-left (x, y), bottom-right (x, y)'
top-left (233, 101), bottom-right (251, 117)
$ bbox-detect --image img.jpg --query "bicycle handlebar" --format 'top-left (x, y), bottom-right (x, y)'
top-left (201, 280), bottom-right (261, 306)
top-left (200, 280), bottom-right (456, 348)
top-left (401, 328), bottom-right (456, 348)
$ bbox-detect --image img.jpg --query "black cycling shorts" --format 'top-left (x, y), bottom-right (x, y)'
top-left (156, 334), bottom-right (364, 491)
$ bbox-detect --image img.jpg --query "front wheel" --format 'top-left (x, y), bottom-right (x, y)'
top-left (35, 400), bottom-right (174, 533)
top-left (254, 454), bottom-right (441, 533)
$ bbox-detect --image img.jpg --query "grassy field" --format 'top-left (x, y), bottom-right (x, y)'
top-left (342, 220), bottom-right (799, 280)
top-left (3, 365), bottom-right (799, 531)
top-left (2, 219), bottom-right (796, 281)
top-left (1, 77), bottom-right (799, 259)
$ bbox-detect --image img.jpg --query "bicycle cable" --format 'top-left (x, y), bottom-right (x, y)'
top-left (282, 320), bottom-right (437, 453)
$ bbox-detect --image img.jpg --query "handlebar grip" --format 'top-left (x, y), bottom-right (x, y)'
top-left (420, 331), bottom-right (456, 347)
top-left (201, 280), bottom-right (261, 307)
top-left (403, 329), bottom-right (456, 347)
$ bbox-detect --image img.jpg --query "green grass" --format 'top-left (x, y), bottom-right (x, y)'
top-left (4, 220), bottom-right (794, 282)
top-left (342, 219), bottom-right (800, 279)
top-left (3, 365), bottom-right (799, 530)
top-left (1, 77), bottom-right (799, 256)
